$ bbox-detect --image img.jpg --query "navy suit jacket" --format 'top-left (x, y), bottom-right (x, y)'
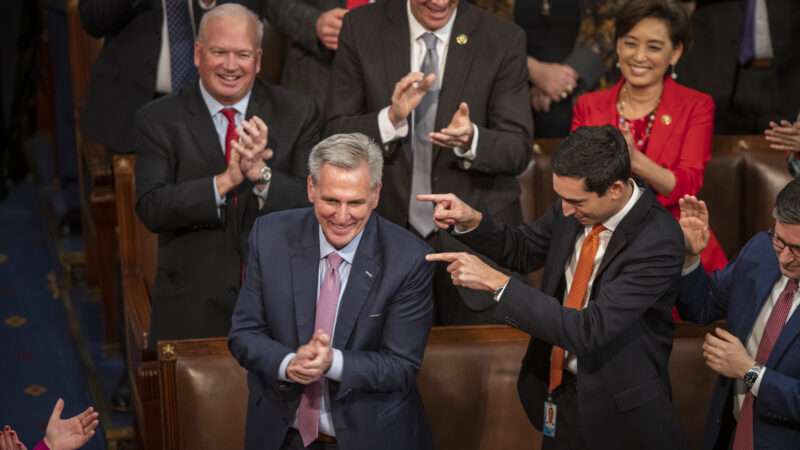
top-left (228, 208), bottom-right (434, 450)
top-left (456, 187), bottom-right (688, 450)
top-left (678, 232), bottom-right (800, 450)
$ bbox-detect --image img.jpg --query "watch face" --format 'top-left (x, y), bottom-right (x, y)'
top-left (744, 367), bottom-right (759, 389)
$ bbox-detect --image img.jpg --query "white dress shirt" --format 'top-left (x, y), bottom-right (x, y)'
top-left (277, 227), bottom-right (365, 436)
top-left (753, 0), bottom-right (774, 60)
top-left (376, 1), bottom-right (479, 160)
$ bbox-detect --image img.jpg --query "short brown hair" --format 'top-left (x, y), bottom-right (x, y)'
top-left (615, 0), bottom-right (692, 49)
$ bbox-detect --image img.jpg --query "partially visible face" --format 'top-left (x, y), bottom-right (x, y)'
top-left (409, 0), bottom-right (459, 31)
top-left (553, 174), bottom-right (624, 226)
top-left (308, 162), bottom-right (381, 249)
top-left (773, 221), bottom-right (800, 279)
top-left (616, 17), bottom-right (683, 89)
top-left (194, 14), bottom-right (262, 105)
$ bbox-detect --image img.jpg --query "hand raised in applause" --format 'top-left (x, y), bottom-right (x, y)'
top-left (286, 330), bottom-right (334, 385)
top-left (388, 72), bottom-right (437, 127)
top-left (232, 116), bottom-right (273, 185)
top-left (678, 195), bottom-right (710, 257)
top-left (764, 119), bottom-right (800, 152)
top-left (426, 252), bottom-right (509, 293)
top-left (702, 328), bottom-right (755, 379)
top-left (415, 193), bottom-right (482, 232)
top-left (43, 399), bottom-right (99, 450)
top-left (429, 102), bottom-right (474, 149)
top-left (316, 8), bottom-right (348, 50)
top-left (1, 425), bottom-right (27, 450)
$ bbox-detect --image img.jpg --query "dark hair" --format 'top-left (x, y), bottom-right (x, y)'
top-left (615, 0), bottom-right (692, 49)
top-left (774, 177), bottom-right (800, 225)
top-left (552, 126), bottom-right (631, 196)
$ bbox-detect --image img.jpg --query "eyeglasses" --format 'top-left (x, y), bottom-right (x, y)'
top-left (768, 228), bottom-right (800, 260)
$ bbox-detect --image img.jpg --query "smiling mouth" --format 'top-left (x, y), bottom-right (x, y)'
top-left (217, 73), bottom-right (242, 83)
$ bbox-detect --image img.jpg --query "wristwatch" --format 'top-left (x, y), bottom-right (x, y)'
top-left (255, 165), bottom-right (272, 185)
top-left (743, 364), bottom-right (764, 392)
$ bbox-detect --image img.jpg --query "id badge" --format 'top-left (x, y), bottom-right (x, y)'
top-left (543, 399), bottom-right (557, 438)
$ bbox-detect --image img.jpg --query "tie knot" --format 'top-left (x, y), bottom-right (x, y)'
top-left (788, 278), bottom-right (799, 295)
top-left (590, 224), bottom-right (606, 237)
top-left (326, 252), bottom-right (343, 271)
top-left (220, 108), bottom-right (237, 124)
top-left (420, 32), bottom-right (438, 51)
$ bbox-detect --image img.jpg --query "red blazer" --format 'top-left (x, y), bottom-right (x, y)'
top-left (572, 78), bottom-right (727, 272)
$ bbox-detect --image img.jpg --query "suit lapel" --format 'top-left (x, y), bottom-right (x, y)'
top-left (185, 82), bottom-right (228, 173)
top-left (595, 185), bottom-right (653, 279)
top-left (546, 213), bottom-right (583, 297)
top-left (333, 214), bottom-right (381, 349)
top-left (383, 0), bottom-right (411, 106)
top-left (292, 213), bottom-right (322, 345)
top-left (433, 2), bottom-right (479, 166)
top-left (646, 78), bottom-right (679, 165)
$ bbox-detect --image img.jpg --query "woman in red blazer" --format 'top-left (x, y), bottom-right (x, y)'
top-left (572, 0), bottom-right (727, 273)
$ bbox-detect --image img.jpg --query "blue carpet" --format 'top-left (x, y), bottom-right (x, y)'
top-left (0, 181), bottom-right (106, 450)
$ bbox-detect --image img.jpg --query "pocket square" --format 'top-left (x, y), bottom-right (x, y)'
top-left (368, 313), bottom-right (383, 318)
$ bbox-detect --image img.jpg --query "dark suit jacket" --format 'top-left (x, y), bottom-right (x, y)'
top-left (79, 0), bottom-right (258, 152)
top-left (262, 0), bottom-right (345, 111)
top-left (457, 186), bottom-right (688, 450)
top-left (134, 78), bottom-right (319, 345)
top-left (325, 0), bottom-right (533, 228)
top-left (678, 232), bottom-right (800, 450)
top-left (677, 0), bottom-right (800, 121)
top-left (228, 209), bottom-right (434, 450)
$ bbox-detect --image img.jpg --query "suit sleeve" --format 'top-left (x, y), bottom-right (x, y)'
top-left (336, 252), bottom-right (434, 396)
top-left (496, 216), bottom-right (684, 356)
top-left (79, 0), bottom-right (147, 38)
top-left (324, 13), bottom-right (388, 146)
top-left (262, 0), bottom-right (329, 58)
top-left (757, 370), bottom-right (800, 426)
top-left (229, 220), bottom-right (295, 387)
top-left (658, 95), bottom-right (714, 207)
top-left (466, 28), bottom-right (533, 176)
top-left (134, 109), bottom-right (222, 233)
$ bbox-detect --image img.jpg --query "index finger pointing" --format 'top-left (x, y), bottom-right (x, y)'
top-left (426, 252), bottom-right (463, 262)
top-left (416, 193), bottom-right (452, 203)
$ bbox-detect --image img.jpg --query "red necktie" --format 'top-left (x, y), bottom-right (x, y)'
top-left (549, 224), bottom-right (606, 392)
top-left (346, 0), bottom-right (369, 9)
top-left (220, 108), bottom-right (239, 163)
top-left (297, 253), bottom-right (344, 446)
top-left (733, 278), bottom-right (798, 450)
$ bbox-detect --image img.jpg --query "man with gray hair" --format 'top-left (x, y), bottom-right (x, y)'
top-left (230, 132), bottom-right (434, 450)
top-left (677, 177), bottom-right (800, 450)
top-left (135, 3), bottom-right (319, 346)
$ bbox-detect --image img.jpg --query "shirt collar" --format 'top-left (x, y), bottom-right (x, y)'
top-left (596, 179), bottom-right (641, 233)
top-left (318, 225), bottom-right (365, 266)
top-left (406, 0), bottom-right (457, 44)
top-left (198, 79), bottom-right (251, 117)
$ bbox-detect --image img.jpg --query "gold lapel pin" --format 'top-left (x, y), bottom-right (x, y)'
top-left (661, 114), bottom-right (672, 125)
top-left (456, 34), bottom-right (468, 45)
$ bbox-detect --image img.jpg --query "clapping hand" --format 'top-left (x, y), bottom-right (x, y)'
top-left (1, 426), bottom-right (27, 450)
top-left (43, 399), bottom-right (99, 450)
top-left (233, 116), bottom-right (273, 183)
top-left (388, 72), bottom-right (437, 126)
top-left (286, 330), bottom-right (334, 384)
top-left (764, 119), bottom-right (800, 152)
top-left (702, 328), bottom-right (754, 379)
top-left (429, 102), bottom-right (474, 149)
top-left (678, 195), bottom-right (710, 257)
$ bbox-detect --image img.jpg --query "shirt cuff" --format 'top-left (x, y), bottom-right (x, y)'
top-left (751, 367), bottom-right (765, 397)
top-left (453, 124), bottom-right (479, 161)
top-left (278, 352), bottom-right (295, 382)
top-left (33, 441), bottom-right (50, 450)
top-left (253, 182), bottom-right (271, 210)
top-left (681, 257), bottom-right (702, 276)
top-left (325, 349), bottom-right (344, 382)
top-left (378, 106), bottom-right (408, 143)
top-left (212, 176), bottom-right (227, 219)
top-left (494, 278), bottom-right (511, 302)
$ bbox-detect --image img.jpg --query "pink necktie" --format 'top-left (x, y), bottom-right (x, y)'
top-left (733, 278), bottom-right (798, 450)
top-left (297, 253), bottom-right (343, 446)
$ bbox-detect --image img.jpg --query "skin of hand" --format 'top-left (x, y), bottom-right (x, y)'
top-left (425, 252), bottom-right (510, 292)
top-left (215, 139), bottom-right (245, 196)
top-left (43, 399), bottom-right (99, 450)
top-left (527, 57), bottom-right (578, 102)
top-left (315, 8), bottom-right (348, 50)
top-left (415, 193), bottom-right (483, 231)
top-left (678, 195), bottom-right (710, 258)
top-left (1, 426), bottom-right (28, 450)
top-left (619, 121), bottom-right (677, 196)
top-left (388, 72), bottom-right (437, 126)
top-left (429, 102), bottom-right (474, 149)
top-left (764, 120), bottom-right (800, 152)
top-left (286, 330), bottom-right (334, 384)
top-left (530, 85), bottom-right (552, 112)
top-left (233, 116), bottom-right (273, 184)
top-left (703, 328), bottom-right (756, 379)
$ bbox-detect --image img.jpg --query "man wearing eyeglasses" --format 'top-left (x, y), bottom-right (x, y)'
top-left (677, 177), bottom-right (800, 450)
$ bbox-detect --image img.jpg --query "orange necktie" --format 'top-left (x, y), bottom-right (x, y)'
top-left (549, 223), bottom-right (606, 392)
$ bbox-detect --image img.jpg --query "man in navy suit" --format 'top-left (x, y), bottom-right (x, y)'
top-left (678, 177), bottom-right (800, 450)
top-left (229, 133), bottom-right (434, 450)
